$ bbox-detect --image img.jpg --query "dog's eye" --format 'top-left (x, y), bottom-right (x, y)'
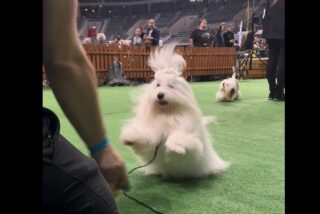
top-left (168, 84), bottom-right (174, 88)
top-left (156, 83), bottom-right (160, 87)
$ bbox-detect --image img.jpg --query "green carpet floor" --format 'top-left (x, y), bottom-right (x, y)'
top-left (43, 79), bottom-right (284, 214)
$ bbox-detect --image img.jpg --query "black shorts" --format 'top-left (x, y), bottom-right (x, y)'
top-left (43, 108), bottom-right (119, 214)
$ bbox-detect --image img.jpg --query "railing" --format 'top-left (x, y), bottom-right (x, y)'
top-left (82, 44), bottom-right (237, 85)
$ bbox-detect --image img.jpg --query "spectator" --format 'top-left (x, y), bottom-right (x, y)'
top-left (131, 27), bottom-right (143, 46)
top-left (213, 22), bottom-right (225, 47)
top-left (96, 33), bottom-right (107, 45)
top-left (144, 19), bottom-right (160, 46)
top-left (223, 24), bottom-right (235, 47)
top-left (189, 19), bottom-right (213, 47)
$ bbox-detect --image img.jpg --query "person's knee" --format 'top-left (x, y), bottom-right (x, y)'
top-left (43, 163), bottom-right (119, 214)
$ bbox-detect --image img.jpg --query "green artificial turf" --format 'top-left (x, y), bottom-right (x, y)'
top-left (43, 79), bottom-right (284, 214)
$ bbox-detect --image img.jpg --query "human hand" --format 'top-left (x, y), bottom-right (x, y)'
top-left (92, 145), bottom-right (128, 193)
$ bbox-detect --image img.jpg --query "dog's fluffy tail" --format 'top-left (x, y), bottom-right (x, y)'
top-left (231, 66), bottom-right (236, 79)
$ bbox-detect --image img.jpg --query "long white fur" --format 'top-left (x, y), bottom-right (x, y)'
top-left (121, 44), bottom-right (229, 178)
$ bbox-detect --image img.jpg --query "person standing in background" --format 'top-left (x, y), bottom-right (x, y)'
top-left (189, 19), bottom-right (213, 47)
top-left (223, 24), bottom-right (235, 47)
top-left (144, 19), bottom-right (160, 46)
top-left (262, 0), bottom-right (285, 101)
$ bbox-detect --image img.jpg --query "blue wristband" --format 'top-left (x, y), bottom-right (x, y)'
top-left (89, 137), bottom-right (109, 154)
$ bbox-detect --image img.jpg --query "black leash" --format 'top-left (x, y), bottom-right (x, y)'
top-left (122, 143), bottom-right (164, 214)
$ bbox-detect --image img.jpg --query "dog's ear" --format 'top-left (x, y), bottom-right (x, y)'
top-left (173, 55), bottom-right (186, 76)
top-left (220, 82), bottom-right (225, 91)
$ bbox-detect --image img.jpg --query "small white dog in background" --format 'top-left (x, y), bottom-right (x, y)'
top-left (120, 44), bottom-right (229, 178)
top-left (216, 67), bottom-right (240, 102)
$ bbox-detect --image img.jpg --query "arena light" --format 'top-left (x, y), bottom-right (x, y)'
top-left (100, 5), bottom-right (102, 7)
top-left (108, 10), bottom-right (112, 13)
top-left (85, 8), bottom-right (88, 11)
top-left (92, 9), bottom-right (95, 12)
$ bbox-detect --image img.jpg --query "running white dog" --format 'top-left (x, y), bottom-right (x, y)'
top-left (216, 67), bottom-right (240, 102)
top-left (120, 44), bottom-right (229, 178)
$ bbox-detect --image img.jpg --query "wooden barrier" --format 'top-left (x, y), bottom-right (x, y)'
top-left (183, 47), bottom-right (237, 78)
top-left (42, 45), bottom-right (253, 85)
top-left (244, 58), bottom-right (268, 79)
top-left (82, 45), bottom-right (238, 85)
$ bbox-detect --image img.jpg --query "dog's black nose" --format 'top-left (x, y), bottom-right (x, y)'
top-left (230, 88), bottom-right (235, 95)
top-left (157, 92), bottom-right (164, 100)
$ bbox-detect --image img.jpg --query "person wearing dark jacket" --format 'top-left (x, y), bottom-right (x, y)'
top-left (189, 19), bottom-right (213, 47)
top-left (262, 0), bottom-right (285, 101)
top-left (144, 19), bottom-right (160, 46)
top-left (223, 24), bottom-right (235, 47)
top-left (214, 22), bottom-right (225, 47)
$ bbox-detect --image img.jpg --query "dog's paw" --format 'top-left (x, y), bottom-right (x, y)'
top-left (120, 126), bottom-right (139, 146)
top-left (121, 135), bottom-right (143, 147)
top-left (123, 140), bottom-right (135, 146)
top-left (165, 143), bottom-right (186, 155)
top-left (120, 126), bottom-right (151, 147)
top-left (121, 137), bottom-right (139, 147)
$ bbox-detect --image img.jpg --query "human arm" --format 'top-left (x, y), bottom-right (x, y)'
top-left (43, 0), bottom-right (127, 190)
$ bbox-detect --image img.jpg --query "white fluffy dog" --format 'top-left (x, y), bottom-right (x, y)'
top-left (120, 45), bottom-right (229, 178)
top-left (216, 68), bottom-right (240, 102)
